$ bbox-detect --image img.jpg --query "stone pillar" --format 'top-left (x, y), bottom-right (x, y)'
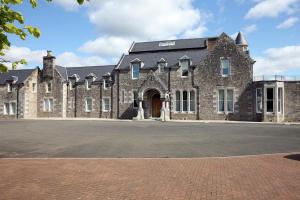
top-left (165, 101), bottom-right (170, 121)
top-left (160, 101), bottom-right (166, 121)
top-left (135, 100), bottom-right (144, 120)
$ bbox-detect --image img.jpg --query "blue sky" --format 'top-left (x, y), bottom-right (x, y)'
top-left (4, 0), bottom-right (300, 76)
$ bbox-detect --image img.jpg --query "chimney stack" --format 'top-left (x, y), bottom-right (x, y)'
top-left (43, 50), bottom-right (56, 78)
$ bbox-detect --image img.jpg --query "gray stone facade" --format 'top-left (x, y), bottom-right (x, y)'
top-left (0, 32), bottom-right (299, 122)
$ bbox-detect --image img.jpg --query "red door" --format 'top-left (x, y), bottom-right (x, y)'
top-left (152, 94), bottom-right (162, 118)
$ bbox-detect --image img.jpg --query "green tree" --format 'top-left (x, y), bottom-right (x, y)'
top-left (0, 0), bottom-right (86, 72)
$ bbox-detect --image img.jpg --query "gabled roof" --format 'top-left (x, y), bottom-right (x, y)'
top-left (0, 69), bottom-right (36, 85)
top-left (130, 37), bottom-right (213, 53)
top-left (118, 49), bottom-right (208, 70)
top-left (64, 65), bottom-right (115, 83)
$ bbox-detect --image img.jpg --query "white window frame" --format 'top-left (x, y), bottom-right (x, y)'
top-left (180, 59), bottom-right (190, 77)
top-left (3, 103), bottom-right (9, 115)
top-left (7, 83), bottom-right (12, 93)
top-left (189, 90), bottom-right (196, 113)
top-left (217, 88), bottom-right (235, 114)
top-left (43, 98), bottom-right (53, 112)
top-left (131, 62), bottom-right (140, 80)
top-left (103, 79), bottom-right (110, 90)
top-left (256, 88), bottom-right (263, 113)
top-left (9, 102), bottom-right (16, 115)
top-left (85, 79), bottom-right (92, 90)
top-left (266, 87), bottom-right (274, 114)
top-left (46, 82), bottom-right (52, 93)
top-left (220, 57), bottom-right (231, 77)
top-left (85, 97), bottom-right (93, 112)
top-left (175, 91), bottom-right (181, 112)
top-left (278, 87), bottom-right (283, 114)
top-left (158, 62), bottom-right (167, 73)
top-left (102, 97), bottom-right (111, 112)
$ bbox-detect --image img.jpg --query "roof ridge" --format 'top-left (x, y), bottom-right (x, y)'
top-left (134, 37), bottom-right (211, 44)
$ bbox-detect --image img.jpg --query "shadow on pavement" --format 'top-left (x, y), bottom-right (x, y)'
top-left (284, 154), bottom-right (300, 161)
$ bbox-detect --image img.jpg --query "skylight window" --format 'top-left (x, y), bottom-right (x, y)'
top-left (159, 41), bottom-right (175, 47)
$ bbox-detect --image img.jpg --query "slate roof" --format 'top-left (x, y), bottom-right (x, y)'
top-left (118, 49), bottom-right (209, 70)
top-left (130, 38), bottom-right (209, 53)
top-left (56, 65), bottom-right (115, 83)
top-left (235, 32), bottom-right (248, 46)
top-left (0, 69), bottom-right (36, 85)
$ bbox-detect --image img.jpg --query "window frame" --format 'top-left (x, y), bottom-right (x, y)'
top-left (158, 61), bottom-right (167, 73)
top-left (266, 87), bottom-right (274, 113)
top-left (32, 83), bottom-right (37, 93)
top-left (132, 90), bottom-right (138, 109)
top-left (217, 88), bottom-right (234, 114)
top-left (102, 97), bottom-right (111, 112)
top-left (43, 98), bottom-right (54, 112)
top-left (85, 97), bottom-right (93, 113)
top-left (278, 87), bottom-right (283, 113)
top-left (189, 90), bottom-right (196, 112)
top-left (7, 83), bottom-right (12, 93)
top-left (103, 79), bottom-right (110, 90)
top-left (227, 89), bottom-right (234, 113)
top-left (175, 91), bottom-right (181, 112)
top-left (3, 103), bottom-right (9, 115)
top-left (131, 62), bottom-right (140, 80)
top-left (85, 79), bottom-right (92, 90)
top-left (256, 88), bottom-right (263, 113)
top-left (220, 57), bottom-right (231, 77)
top-left (180, 59), bottom-right (190, 77)
top-left (46, 82), bottom-right (52, 93)
top-left (218, 89), bottom-right (225, 113)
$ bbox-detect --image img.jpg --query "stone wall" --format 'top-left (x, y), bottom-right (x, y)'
top-left (284, 81), bottom-right (300, 122)
top-left (194, 34), bottom-right (254, 121)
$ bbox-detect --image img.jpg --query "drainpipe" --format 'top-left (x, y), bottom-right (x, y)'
top-left (116, 70), bottom-right (120, 119)
top-left (191, 67), bottom-right (200, 120)
top-left (100, 82), bottom-right (103, 118)
top-left (16, 84), bottom-right (20, 119)
top-left (74, 83), bottom-right (77, 118)
top-left (110, 77), bottom-right (114, 119)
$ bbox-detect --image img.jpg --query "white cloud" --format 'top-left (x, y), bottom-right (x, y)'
top-left (277, 17), bottom-right (299, 29)
top-left (245, 0), bottom-right (300, 19)
top-left (242, 24), bottom-right (257, 34)
top-left (3, 46), bottom-right (107, 69)
top-left (51, 0), bottom-right (82, 11)
top-left (254, 45), bottom-right (300, 75)
top-left (78, 36), bottom-right (132, 58)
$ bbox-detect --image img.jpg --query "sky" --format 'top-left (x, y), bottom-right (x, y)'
top-left (3, 0), bottom-right (300, 76)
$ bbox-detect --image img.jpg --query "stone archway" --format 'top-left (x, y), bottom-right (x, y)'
top-left (142, 89), bottom-right (162, 119)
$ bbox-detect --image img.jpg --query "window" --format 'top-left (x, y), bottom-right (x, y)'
top-left (103, 98), bottom-right (111, 112)
top-left (32, 83), bottom-right (37, 93)
top-left (85, 98), bottom-right (92, 112)
top-left (175, 91), bottom-right (181, 112)
top-left (69, 81), bottom-right (73, 91)
top-left (278, 88), bottom-right (283, 113)
top-left (190, 91), bottom-right (195, 112)
top-left (218, 89), bottom-right (225, 112)
top-left (256, 88), bottom-right (263, 113)
top-left (103, 79), bottom-right (110, 90)
top-left (132, 63), bottom-right (140, 79)
top-left (158, 62), bottom-right (166, 73)
top-left (227, 89), bottom-right (234, 113)
top-left (43, 98), bottom-right (53, 112)
top-left (85, 79), bottom-right (92, 90)
top-left (3, 103), bottom-right (9, 115)
top-left (133, 91), bottom-right (138, 108)
top-left (266, 88), bottom-right (274, 113)
top-left (7, 83), bottom-right (12, 92)
top-left (221, 58), bottom-right (230, 76)
top-left (121, 90), bottom-right (125, 104)
top-left (46, 82), bottom-right (52, 93)
top-left (182, 91), bottom-right (188, 111)
top-left (180, 60), bottom-right (189, 77)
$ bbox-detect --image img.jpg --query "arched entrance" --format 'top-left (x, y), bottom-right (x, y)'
top-left (143, 89), bottom-right (162, 119)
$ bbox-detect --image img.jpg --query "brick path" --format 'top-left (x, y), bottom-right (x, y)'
top-left (0, 154), bottom-right (299, 200)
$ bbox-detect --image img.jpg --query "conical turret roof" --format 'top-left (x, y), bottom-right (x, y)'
top-left (235, 32), bottom-right (248, 46)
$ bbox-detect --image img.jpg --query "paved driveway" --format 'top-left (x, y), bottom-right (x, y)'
top-left (0, 120), bottom-right (299, 158)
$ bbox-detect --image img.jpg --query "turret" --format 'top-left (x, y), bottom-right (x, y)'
top-left (235, 32), bottom-right (249, 53)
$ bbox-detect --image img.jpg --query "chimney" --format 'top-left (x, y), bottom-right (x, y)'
top-left (43, 50), bottom-right (56, 78)
top-left (206, 37), bottom-right (218, 50)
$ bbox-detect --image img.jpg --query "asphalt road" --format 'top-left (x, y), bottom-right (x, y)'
top-left (0, 120), bottom-right (299, 158)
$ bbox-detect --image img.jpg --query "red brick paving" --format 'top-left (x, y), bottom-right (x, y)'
top-left (0, 154), bottom-right (300, 200)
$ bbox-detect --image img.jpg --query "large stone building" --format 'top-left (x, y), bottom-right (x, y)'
top-left (0, 32), bottom-right (299, 122)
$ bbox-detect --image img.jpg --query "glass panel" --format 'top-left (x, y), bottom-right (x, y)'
top-left (159, 62), bottom-right (166, 73)
top-left (47, 83), bottom-right (52, 92)
top-left (133, 91), bottom-right (138, 108)
top-left (183, 91), bottom-right (188, 111)
top-left (221, 59), bottom-right (230, 75)
top-left (176, 91), bottom-right (181, 112)
top-left (267, 88), bottom-right (274, 112)
top-left (86, 99), bottom-right (92, 111)
top-left (4, 103), bottom-right (9, 115)
top-left (181, 60), bottom-right (189, 76)
top-left (10, 102), bottom-right (16, 115)
top-left (256, 88), bottom-right (262, 113)
top-left (227, 89), bottom-right (234, 112)
top-left (190, 91), bottom-right (195, 112)
top-left (218, 90), bottom-right (225, 112)
top-left (132, 63), bottom-right (140, 79)
top-left (49, 99), bottom-right (53, 111)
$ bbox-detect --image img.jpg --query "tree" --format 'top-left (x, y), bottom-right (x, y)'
top-left (0, 0), bottom-right (86, 72)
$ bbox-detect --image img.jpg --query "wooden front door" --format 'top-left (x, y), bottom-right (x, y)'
top-left (152, 94), bottom-right (162, 118)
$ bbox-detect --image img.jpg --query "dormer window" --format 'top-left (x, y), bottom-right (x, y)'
top-left (103, 79), bottom-right (110, 90)
top-left (221, 58), bottom-right (230, 76)
top-left (180, 59), bottom-right (190, 77)
top-left (85, 79), bottom-right (92, 90)
top-left (158, 59), bottom-right (167, 73)
top-left (7, 83), bottom-right (12, 92)
top-left (131, 62), bottom-right (140, 80)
